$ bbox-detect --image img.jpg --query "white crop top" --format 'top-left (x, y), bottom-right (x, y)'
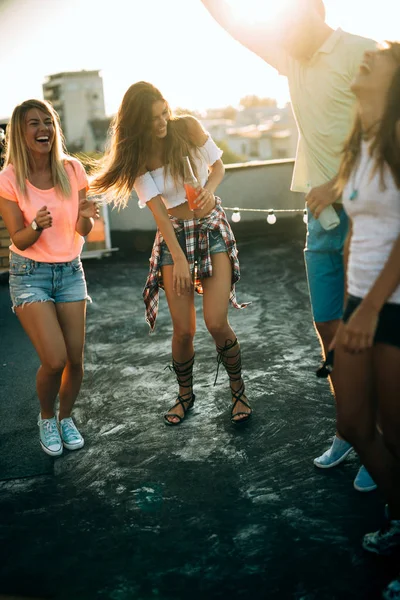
top-left (343, 141), bottom-right (400, 305)
top-left (133, 135), bottom-right (223, 209)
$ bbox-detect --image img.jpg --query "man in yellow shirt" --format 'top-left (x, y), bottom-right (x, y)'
top-left (200, 0), bottom-right (377, 491)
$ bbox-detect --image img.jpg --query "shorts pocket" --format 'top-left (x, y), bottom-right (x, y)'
top-left (9, 256), bottom-right (35, 276)
top-left (71, 259), bottom-right (83, 273)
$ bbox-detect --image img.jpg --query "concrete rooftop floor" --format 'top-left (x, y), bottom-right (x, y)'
top-left (0, 222), bottom-right (396, 600)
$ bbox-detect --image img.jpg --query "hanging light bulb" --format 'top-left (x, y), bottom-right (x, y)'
top-left (232, 208), bottom-right (241, 223)
top-left (267, 209), bottom-right (276, 225)
top-left (303, 208), bottom-right (308, 224)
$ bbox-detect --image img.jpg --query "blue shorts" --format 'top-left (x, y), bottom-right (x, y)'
top-left (304, 207), bottom-right (349, 323)
top-left (159, 228), bottom-right (227, 267)
top-left (9, 251), bottom-right (90, 312)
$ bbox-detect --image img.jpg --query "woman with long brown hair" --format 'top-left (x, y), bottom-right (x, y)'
top-left (91, 81), bottom-right (251, 425)
top-left (0, 99), bottom-right (98, 456)
top-left (333, 42), bottom-right (400, 599)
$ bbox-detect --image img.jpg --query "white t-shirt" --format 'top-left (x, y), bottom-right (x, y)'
top-left (133, 135), bottom-right (223, 210)
top-left (343, 141), bottom-right (400, 305)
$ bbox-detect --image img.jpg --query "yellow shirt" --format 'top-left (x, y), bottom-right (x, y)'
top-left (263, 29), bottom-right (376, 194)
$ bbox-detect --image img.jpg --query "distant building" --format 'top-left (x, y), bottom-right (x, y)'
top-left (200, 119), bottom-right (234, 142)
top-left (205, 103), bottom-right (298, 161)
top-left (43, 70), bottom-right (106, 153)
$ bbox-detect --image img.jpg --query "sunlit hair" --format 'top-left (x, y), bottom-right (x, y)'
top-left (4, 99), bottom-right (71, 196)
top-left (90, 81), bottom-right (201, 207)
top-left (337, 42), bottom-right (400, 192)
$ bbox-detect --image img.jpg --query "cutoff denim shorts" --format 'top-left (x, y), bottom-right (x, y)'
top-left (9, 251), bottom-right (90, 312)
top-left (159, 228), bottom-right (227, 267)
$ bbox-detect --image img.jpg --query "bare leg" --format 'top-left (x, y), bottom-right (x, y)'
top-left (162, 265), bottom-right (196, 424)
top-left (55, 301), bottom-right (86, 420)
top-left (373, 344), bottom-right (400, 519)
top-left (15, 301), bottom-right (67, 418)
top-left (334, 344), bottom-right (400, 515)
top-left (202, 252), bottom-right (251, 421)
top-left (315, 318), bottom-right (345, 438)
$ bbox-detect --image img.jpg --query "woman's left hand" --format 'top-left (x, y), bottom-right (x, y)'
top-left (194, 187), bottom-right (216, 212)
top-left (338, 303), bottom-right (379, 353)
top-left (79, 198), bottom-right (100, 219)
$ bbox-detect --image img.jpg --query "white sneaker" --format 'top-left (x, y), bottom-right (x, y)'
top-left (314, 436), bottom-right (353, 469)
top-left (59, 417), bottom-right (84, 451)
top-left (38, 415), bottom-right (63, 457)
top-left (353, 465), bottom-right (377, 493)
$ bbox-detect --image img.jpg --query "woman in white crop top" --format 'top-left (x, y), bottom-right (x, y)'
top-left (333, 43), bottom-right (400, 592)
top-left (91, 82), bottom-right (251, 426)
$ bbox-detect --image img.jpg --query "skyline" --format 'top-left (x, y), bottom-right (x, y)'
top-left (1, 0), bottom-right (399, 119)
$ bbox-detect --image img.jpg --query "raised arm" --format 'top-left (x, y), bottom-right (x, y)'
top-left (200, 0), bottom-right (288, 73)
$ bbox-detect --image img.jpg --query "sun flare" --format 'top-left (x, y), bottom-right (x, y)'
top-left (225, 0), bottom-right (294, 25)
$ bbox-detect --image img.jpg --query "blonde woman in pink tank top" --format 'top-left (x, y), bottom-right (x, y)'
top-left (0, 99), bottom-right (99, 458)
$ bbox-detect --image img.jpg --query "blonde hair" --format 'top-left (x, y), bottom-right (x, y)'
top-left (90, 82), bottom-right (200, 208)
top-left (4, 99), bottom-right (71, 197)
top-left (337, 42), bottom-right (400, 193)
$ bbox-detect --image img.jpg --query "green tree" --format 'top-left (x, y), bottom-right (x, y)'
top-left (174, 107), bottom-right (201, 118)
top-left (239, 95), bottom-right (277, 109)
top-left (216, 140), bottom-right (246, 164)
top-left (222, 105), bottom-right (237, 120)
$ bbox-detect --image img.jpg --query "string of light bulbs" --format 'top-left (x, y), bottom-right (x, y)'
top-left (222, 206), bottom-right (308, 225)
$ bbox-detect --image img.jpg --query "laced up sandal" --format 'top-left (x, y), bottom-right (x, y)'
top-left (215, 338), bottom-right (252, 424)
top-left (164, 355), bottom-right (195, 426)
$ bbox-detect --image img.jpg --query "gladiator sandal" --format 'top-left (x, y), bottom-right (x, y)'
top-left (215, 338), bottom-right (252, 424)
top-left (164, 354), bottom-right (195, 426)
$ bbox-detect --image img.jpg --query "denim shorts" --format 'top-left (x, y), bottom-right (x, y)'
top-left (9, 251), bottom-right (90, 311)
top-left (304, 207), bottom-right (349, 323)
top-left (343, 295), bottom-right (400, 350)
top-left (159, 228), bottom-right (227, 267)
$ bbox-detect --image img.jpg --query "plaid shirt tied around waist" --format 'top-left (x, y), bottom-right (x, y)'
top-left (143, 201), bottom-right (250, 331)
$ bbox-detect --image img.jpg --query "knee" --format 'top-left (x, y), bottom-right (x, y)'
top-left (205, 319), bottom-right (229, 340)
top-left (173, 327), bottom-right (195, 345)
top-left (42, 355), bottom-right (67, 374)
top-left (67, 357), bottom-right (84, 371)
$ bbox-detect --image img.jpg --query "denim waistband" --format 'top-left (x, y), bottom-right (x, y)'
top-left (10, 251), bottom-right (80, 268)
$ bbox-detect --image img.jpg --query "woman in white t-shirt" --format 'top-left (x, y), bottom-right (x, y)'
top-left (334, 42), bottom-right (400, 598)
top-left (91, 82), bottom-right (251, 426)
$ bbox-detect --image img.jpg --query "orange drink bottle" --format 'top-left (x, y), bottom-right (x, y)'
top-left (182, 156), bottom-right (200, 210)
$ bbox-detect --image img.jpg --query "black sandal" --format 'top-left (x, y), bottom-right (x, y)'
top-left (230, 379), bottom-right (252, 424)
top-left (164, 355), bottom-right (195, 426)
top-left (215, 339), bottom-right (252, 424)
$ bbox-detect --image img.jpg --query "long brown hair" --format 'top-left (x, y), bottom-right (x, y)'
top-left (90, 82), bottom-right (200, 207)
top-left (3, 99), bottom-right (71, 196)
top-left (337, 42), bottom-right (400, 192)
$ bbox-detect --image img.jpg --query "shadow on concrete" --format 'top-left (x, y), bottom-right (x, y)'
top-left (0, 223), bottom-right (396, 600)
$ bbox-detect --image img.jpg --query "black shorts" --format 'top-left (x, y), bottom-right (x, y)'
top-left (343, 295), bottom-right (400, 350)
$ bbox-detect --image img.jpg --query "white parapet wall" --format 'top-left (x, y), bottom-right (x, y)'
top-left (108, 158), bottom-right (304, 234)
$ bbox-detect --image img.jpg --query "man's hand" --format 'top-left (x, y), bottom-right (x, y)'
top-left (306, 179), bottom-right (339, 219)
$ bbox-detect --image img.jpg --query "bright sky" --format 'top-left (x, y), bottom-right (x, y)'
top-left (0, 0), bottom-right (398, 119)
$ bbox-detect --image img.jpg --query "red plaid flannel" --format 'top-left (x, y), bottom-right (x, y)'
top-left (143, 201), bottom-right (250, 331)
